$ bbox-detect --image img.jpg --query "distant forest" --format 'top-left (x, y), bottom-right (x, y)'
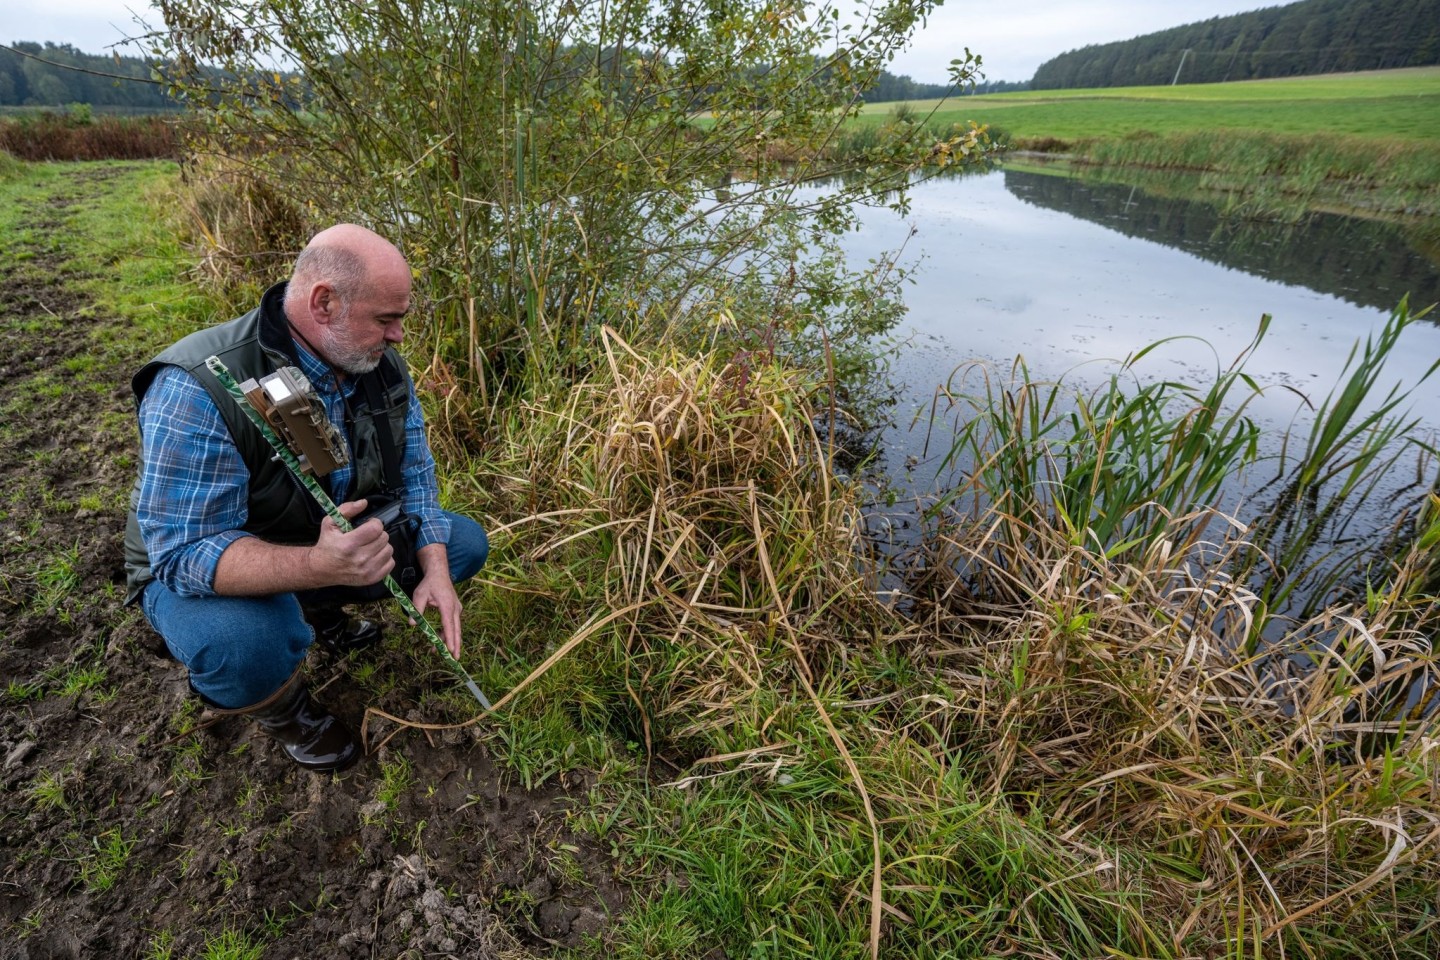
top-left (0, 39), bottom-right (1002, 109)
top-left (0, 42), bottom-right (174, 109)
top-left (1032, 0), bottom-right (1440, 89)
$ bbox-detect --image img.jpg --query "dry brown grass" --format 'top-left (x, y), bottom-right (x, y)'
top-left (907, 497), bottom-right (1440, 950)
top-left (505, 328), bottom-right (880, 742)
top-left (172, 157), bottom-right (311, 297)
top-left (0, 113), bottom-right (181, 161)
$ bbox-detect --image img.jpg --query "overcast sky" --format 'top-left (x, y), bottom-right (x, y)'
top-left (5, 0), bottom-right (1280, 83)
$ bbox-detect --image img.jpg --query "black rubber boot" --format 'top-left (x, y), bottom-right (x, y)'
top-left (304, 605), bottom-right (383, 657)
top-left (246, 676), bottom-right (361, 773)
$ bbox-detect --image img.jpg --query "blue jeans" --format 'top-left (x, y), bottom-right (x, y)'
top-left (142, 511), bottom-right (488, 709)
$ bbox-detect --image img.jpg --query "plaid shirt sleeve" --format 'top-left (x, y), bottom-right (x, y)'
top-left (135, 366), bottom-right (254, 596)
top-left (400, 382), bottom-right (451, 551)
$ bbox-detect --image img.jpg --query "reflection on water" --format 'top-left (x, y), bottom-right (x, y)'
top-left (1003, 169), bottom-right (1440, 317)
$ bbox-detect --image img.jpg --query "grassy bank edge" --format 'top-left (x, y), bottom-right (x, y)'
top-left (845, 68), bottom-right (1440, 222)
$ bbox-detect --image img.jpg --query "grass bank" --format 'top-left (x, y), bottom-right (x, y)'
top-left (860, 67), bottom-right (1440, 219)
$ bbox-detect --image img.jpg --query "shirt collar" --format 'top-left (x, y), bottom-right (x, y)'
top-left (290, 336), bottom-right (356, 399)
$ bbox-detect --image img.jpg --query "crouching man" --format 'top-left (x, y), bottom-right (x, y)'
top-left (124, 224), bottom-right (488, 773)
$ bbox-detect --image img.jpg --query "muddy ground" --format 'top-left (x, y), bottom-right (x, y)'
top-left (0, 166), bottom-right (626, 958)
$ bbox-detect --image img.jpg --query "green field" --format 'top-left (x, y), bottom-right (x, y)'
top-left (866, 66), bottom-right (1440, 142)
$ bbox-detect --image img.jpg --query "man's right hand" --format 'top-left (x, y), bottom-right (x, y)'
top-left (310, 499), bottom-right (395, 586)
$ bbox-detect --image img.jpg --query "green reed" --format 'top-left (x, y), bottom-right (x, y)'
top-left (929, 320), bottom-right (1268, 567)
top-left (929, 302), bottom-right (1437, 642)
top-left (1241, 298), bottom-right (1439, 643)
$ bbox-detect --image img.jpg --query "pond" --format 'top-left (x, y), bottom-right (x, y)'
top-left (837, 165), bottom-right (1440, 505)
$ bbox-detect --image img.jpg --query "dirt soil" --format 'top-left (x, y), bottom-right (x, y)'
top-left (0, 166), bottom-right (626, 958)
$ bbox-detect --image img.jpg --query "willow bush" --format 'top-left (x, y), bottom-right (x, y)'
top-left (153, 0), bottom-right (984, 412)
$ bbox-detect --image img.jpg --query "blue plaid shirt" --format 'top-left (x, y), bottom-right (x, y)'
top-left (136, 341), bottom-right (450, 597)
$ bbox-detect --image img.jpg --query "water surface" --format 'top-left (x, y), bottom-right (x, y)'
top-left (839, 168), bottom-right (1440, 496)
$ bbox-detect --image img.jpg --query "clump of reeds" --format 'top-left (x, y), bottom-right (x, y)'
top-left (495, 327), bottom-right (876, 743)
top-left (899, 308), bottom-right (1440, 953)
top-left (0, 112), bottom-right (181, 161)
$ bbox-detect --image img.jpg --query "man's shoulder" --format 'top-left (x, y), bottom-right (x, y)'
top-left (152, 309), bottom-right (263, 371)
top-left (134, 364), bottom-right (233, 444)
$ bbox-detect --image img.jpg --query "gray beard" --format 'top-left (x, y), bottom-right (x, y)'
top-left (326, 338), bottom-right (384, 375)
top-left (336, 353), bottom-right (383, 376)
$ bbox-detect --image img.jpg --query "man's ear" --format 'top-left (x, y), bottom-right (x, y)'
top-left (310, 283), bottom-right (336, 324)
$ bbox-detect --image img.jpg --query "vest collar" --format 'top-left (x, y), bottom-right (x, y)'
top-left (258, 281), bottom-right (304, 368)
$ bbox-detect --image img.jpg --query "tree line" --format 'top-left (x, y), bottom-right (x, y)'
top-left (2, 38), bottom-right (992, 110)
top-left (1032, 0), bottom-right (1440, 89)
top-left (0, 42), bottom-right (178, 109)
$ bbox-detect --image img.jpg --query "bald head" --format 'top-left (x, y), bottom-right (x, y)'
top-left (284, 224), bottom-right (409, 320)
top-left (284, 224), bottom-right (413, 375)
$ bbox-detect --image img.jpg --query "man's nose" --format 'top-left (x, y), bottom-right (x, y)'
top-left (384, 320), bottom-right (404, 343)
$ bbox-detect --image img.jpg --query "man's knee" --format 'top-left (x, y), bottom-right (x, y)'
top-left (444, 511), bottom-right (489, 583)
top-left (143, 586), bottom-right (312, 708)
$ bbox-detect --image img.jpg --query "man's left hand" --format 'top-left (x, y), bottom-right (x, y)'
top-left (412, 543), bottom-right (462, 658)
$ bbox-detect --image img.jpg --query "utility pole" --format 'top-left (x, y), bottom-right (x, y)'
top-left (1171, 48), bottom-right (1191, 86)
top-left (1223, 31), bottom-right (1246, 82)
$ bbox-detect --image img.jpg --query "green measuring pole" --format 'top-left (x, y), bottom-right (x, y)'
top-left (204, 355), bottom-right (492, 710)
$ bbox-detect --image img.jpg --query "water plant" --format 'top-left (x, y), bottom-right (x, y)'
top-left (1244, 298), bottom-right (1439, 634)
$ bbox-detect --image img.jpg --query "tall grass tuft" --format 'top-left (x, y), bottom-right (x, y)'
top-left (171, 158), bottom-right (311, 300)
top-left (477, 327), bottom-right (875, 743)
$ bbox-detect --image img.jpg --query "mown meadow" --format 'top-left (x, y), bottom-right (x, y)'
top-left (866, 67), bottom-right (1440, 141)
top-left (850, 67), bottom-right (1440, 219)
top-left (5, 2), bottom-right (1439, 956)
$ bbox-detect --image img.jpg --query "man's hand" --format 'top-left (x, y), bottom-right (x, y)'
top-left (213, 498), bottom-right (394, 596)
top-left (310, 499), bottom-right (395, 587)
top-left (411, 542), bottom-right (462, 658)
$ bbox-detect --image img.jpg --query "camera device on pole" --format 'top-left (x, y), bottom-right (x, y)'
top-left (238, 367), bottom-right (349, 477)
